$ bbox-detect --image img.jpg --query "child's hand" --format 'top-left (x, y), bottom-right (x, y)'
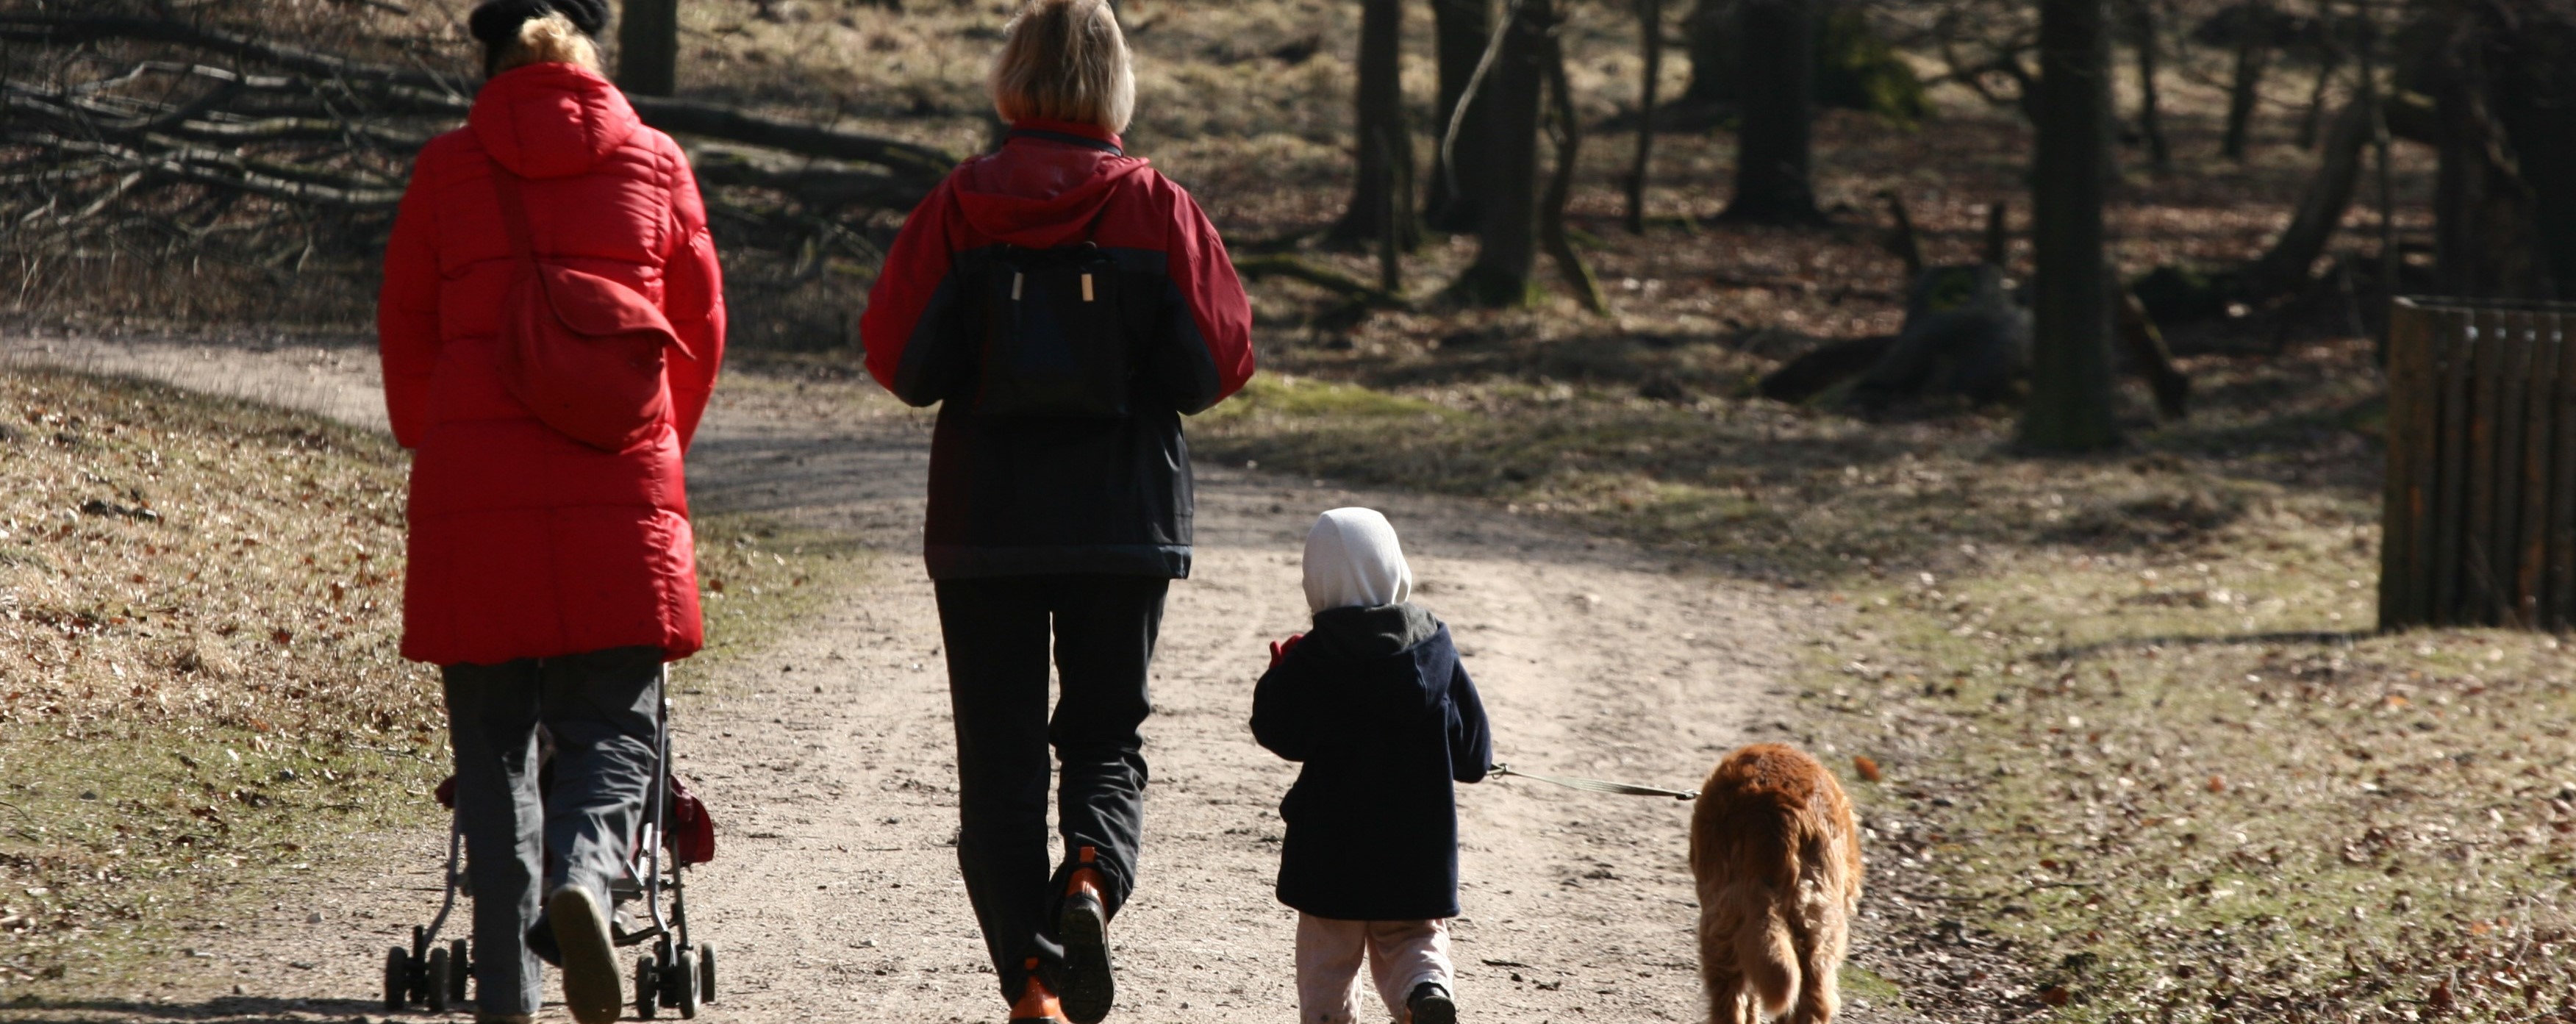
top-left (1267, 632), bottom-right (1306, 668)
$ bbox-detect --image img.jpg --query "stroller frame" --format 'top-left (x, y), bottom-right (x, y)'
top-left (382, 666), bottom-right (717, 1019)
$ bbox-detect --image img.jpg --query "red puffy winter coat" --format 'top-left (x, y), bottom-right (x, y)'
top-left (378, 62), bottom-right (724, 666)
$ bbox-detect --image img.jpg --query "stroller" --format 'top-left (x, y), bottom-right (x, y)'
top-left (382, 667), bottom-right (720, 1019)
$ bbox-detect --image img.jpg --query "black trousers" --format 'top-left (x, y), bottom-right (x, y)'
top-left (442, 646), bottom-right (663, 1017)
top-left (934, 574), bottom-right (1168, 999)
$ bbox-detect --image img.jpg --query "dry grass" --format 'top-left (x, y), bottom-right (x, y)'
top-left (0, 368), bottom-right (840, 998)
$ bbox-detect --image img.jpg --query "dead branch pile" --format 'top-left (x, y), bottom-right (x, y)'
top-left (0, 6), bottom-right (956, 332)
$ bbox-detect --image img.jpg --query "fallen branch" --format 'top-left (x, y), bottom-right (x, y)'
top-left (0, 12), bottom-right (961, 179)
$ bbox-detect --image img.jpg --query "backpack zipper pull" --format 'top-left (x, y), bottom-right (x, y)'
top-left (1081, 273), bottom-right (1095, 303)
top-left (1012, 271), bottom-right (1025, 301)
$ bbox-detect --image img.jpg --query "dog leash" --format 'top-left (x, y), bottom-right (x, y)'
top-left (1488, 763), bottom-right (1699, 801)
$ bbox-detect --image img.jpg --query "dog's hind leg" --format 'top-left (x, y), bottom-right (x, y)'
top-left (1786, 882), bottom-right (1850, 1024)
top-left (1703, 972), bottom-right (1755, 1024)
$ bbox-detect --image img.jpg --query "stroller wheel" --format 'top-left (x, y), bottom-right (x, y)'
top-left (634, 953), bottom-right (660, 1020)
top-left (382, 945), bottom-right (409, 1011)
top-left (449, 939), bottom-right (472, 1005)
top-left (672, 948), bottom-right (700, 1020)
top-left (424, 945), bottom-right (452, 1014)
top-left (697, 944), bottom-right (716, 1004)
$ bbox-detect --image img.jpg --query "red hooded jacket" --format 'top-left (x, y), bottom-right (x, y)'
top-left (860, 121), bottom-right (1254, 579)
top-left (378, 62), bottom-right (724, 665)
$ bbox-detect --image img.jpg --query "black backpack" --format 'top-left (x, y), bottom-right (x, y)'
top-left (965, 129), bottom-right (1137, 419)
top-left (968, 240), bottom-right (1132, 418)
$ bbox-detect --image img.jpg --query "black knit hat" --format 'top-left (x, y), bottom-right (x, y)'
top-left (468, 0), bottom-right (610, 46)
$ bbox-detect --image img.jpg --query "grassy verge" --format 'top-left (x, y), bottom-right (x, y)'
top-left (0, 370), bottom-right (841, 1003)
top-left (1198, 339), bottom-right (2576, 1023)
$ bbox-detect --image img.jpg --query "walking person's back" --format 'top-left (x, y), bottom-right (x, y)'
top-left (378, 3), bottom-right (723, 1020)
top-left (856, 1), bottom-right (1254, 1020)
top-left (1253, 509), bottom-right (1492, 1024)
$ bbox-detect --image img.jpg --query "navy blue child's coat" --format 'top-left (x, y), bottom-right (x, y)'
top-left (1251, 602), bottom-right (1492, 921)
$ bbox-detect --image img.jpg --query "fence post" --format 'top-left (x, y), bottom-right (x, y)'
top-left (2380, 298), bottom-right (2434, 630)
top-left (2516, 310), bottom-right (2556, 626)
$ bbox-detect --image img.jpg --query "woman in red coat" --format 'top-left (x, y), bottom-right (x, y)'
top-left (376, 3), bottom-right (723, 1021)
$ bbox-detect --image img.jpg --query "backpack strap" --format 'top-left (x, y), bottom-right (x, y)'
top-left (1006, 127), bottom-right (1123, 157)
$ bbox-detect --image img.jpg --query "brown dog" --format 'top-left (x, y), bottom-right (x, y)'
top-left (1689, 744), bottom-right (1864, 1024)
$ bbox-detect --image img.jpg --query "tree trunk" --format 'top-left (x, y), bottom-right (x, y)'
top-left (2297, 26), bottom-right (2345, 151)
top-left (1452, 0), bottom-right (1548, 306)
top-left (2023, 0), bottom-right (2123, 452)
top-left (1719, 0), bottom-right (1823, 225)
top-left (1429, 0), bottom-right (1498, 232)
top-left (2431, 9), bottom-right (2541, 298)
top-left (2130, 0), bottom-right (2171, 168)
top-left (1681, 0), bottom-right (1734, 107)
top-left (618, 0), bottom-right (679, 98)
top-left (1331, 0), bottom-right (1419, 251)
top-left (2477, 4), bottom-right (2576, 298)
top-left (1542, 12), bottom-right (1611, 314)
top-left (2222, 0), bottom-right (2272, 160)
top-left (1625, 0), bottom-right (1666, 233)
top-left (2361, 0), bottom-right (2397, 323)
top-left (2247, 98), bottom-right (2373, 296)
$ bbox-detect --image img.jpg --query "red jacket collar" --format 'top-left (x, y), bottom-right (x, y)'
top-left (1008, 118), bottom-right (1125, 154)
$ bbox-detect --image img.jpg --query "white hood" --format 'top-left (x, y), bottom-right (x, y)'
top-left (1302, 507), bottom-right (1414, 613)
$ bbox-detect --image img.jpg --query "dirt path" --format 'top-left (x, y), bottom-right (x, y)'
top-left (4, 332), bottom-right (1860, 1023)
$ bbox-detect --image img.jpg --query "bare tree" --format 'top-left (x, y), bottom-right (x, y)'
top-left (1330, 0), bottom-right (1419, 257)
top-left (1680, 0), bottom-right (1733, 107)
top-left (1718, 0), bottom-right (1824, 225)
top-left (1429, 0), bottom-right (1499, 232)
top-left (618, 0), bottom-right (679, 97)
top-left (1624, 0), bottom-right (1666, 233)
top-left (2222, 0), bottom-right (2273, 160)
top-left (1541, 12), bottom-right (1610, 313)
top-left (2129, 0), bottom-right (2171, 168)
top-left (1452, 0), bottom-right (1547, 306)
top-left (2023, 0), bottom-right (2122, 452)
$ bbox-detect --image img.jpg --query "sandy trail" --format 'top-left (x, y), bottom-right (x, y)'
top-left (4, 332), bottom-right (1846, 1023)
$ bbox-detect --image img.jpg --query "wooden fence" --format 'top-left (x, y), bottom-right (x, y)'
top-left (2380, 296), bottom-right (2576, 631)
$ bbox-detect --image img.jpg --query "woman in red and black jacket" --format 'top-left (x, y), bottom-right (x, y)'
top-left (859, 2), bottom-right (1252, 1020)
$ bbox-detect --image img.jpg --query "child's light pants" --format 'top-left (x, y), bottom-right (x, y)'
top-left (1295, 914), bottom-right (1453, 1024)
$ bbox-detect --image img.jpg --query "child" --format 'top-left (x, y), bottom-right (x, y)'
top-left (1252, 508), bottom-right (1492, 1024)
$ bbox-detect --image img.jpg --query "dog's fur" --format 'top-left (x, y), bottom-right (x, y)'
top-left (1689, 744), bottom-right (1864, 1024)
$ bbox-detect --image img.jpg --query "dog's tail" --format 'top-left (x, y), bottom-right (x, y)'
top-left (1734, 887), bottom-right (1801, 1017)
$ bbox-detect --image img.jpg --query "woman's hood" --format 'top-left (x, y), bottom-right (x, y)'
top-left (950, 122), bottom-right (1159, 248)
top-left (468, 62), bottom-right (643, 179)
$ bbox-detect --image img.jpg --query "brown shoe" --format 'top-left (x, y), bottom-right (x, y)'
top-left (1058, 847), bottom-right (1114, 1024)
top-left (1008, 958), bottom-right (1070, 1023)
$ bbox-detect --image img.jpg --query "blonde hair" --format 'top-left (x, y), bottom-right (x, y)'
top-left (988, 0), bottom-right (1135, 134)
top-left (487, 12), bottom-right (601, 76)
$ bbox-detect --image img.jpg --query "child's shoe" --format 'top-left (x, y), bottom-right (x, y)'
top-left (1009, 958), bottom-right (1070, 1023)
top-left (1057, 846), bottom-right (1115, 1024)
top-left (1407, 981), bottom-right (1457, 1024)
